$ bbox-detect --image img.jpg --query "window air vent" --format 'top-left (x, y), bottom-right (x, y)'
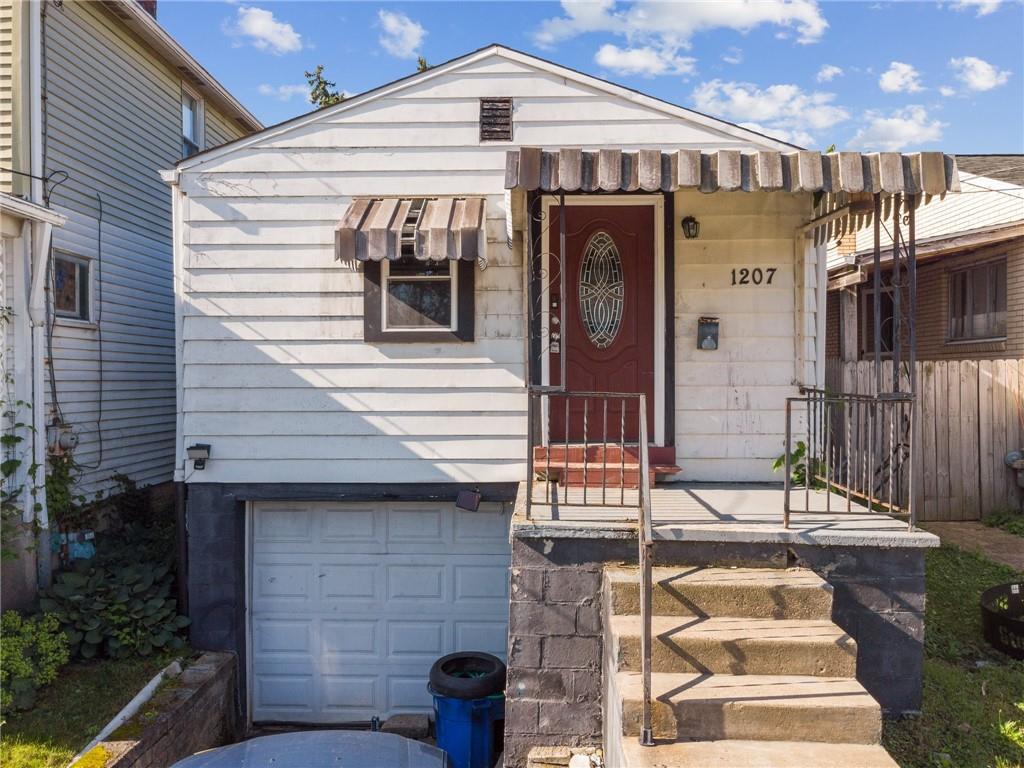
top-left (480, 98), bottom-right (513, 142)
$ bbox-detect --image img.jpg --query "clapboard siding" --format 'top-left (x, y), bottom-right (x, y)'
top-left (672, 190), bottom-right (810, 481)
top-left (42, 1), bottom-right (249, 496)
top-left (0, 0), bottom-right (14, 194)
top-left (177, 49), bottom-right (814, 484)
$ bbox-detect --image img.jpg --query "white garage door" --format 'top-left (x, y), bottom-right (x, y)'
top-left (249, 501), bottom-right (511, 723)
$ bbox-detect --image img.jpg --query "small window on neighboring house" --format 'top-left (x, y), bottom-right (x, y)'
top-left (479, 98), bottom-right (513, 141)
top-left (181, 89), bottom-right (203, 158)
top-left (54, 253), bottom-right (90, 321)
top-left (948, 259), bottom-right (1007, 341)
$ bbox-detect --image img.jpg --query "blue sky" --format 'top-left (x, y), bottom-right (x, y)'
top-left (159, 0), bottom-right (1024, 153)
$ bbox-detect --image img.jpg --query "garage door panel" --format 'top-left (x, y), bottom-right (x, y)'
top-left (321, 505), bottom-right (381, 544)
top-left (322, 619), bottom-right (379, 656)
top-left (388, 621), bottom-right (446, 659)
top-left (454, 621), bottom-right (508, 657)
top-left (251, 501), bottom-right (511, 723)
top-left (254, 619), bottom-right (312, 655)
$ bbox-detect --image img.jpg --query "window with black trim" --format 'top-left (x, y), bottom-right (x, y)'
top-left (54, 253), bottom-right (91, 321)
top-left (948, 259), bottom-right (1006, 342)
top-left (364, 258), bottom-right (474, 342)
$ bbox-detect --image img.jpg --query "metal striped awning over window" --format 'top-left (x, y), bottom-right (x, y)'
top-left (504, 148), bottom-right (960, 197)
top-left (335, 197), bottom-right (485, 262)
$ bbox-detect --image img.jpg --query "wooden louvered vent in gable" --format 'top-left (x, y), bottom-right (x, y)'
top-left (479, 98), bottom-right (513, 141)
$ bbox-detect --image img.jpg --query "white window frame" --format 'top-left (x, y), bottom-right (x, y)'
top-left (181, 83), bottom-right (205, 159)
top-left (53, 250), bottom-right (93, 324)
top-left (380, 258), bottom-right (459, 333)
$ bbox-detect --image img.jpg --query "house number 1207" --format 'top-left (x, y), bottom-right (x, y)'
top-left (731, 267), bottom-right (776, 286)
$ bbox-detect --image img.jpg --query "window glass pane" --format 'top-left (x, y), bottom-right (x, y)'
top-left (55, 257), bottom-right (88, 320)
top-left (992, 261), bottom-right (1007, 335)
top-left (388, 257), bottom-right (450, 277)
top-left (182, 94), bottom-right (197, 142)
top-left (386, 279), bottom-right (451, 328)
top-left (970, 266), bottom-right (988, 337)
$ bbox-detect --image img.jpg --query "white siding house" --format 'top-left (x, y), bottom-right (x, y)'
top-left (171, 48), bottom-right (816, 488)
top-left (166, 45), bottom-right (977, 731)
top-left (0, 0), bottom-right (259, 608)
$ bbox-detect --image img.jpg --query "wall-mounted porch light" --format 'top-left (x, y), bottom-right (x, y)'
top-left (187, 443), bottom-right (211, 470)
top-left (681, 216), bottom-right (700, 239)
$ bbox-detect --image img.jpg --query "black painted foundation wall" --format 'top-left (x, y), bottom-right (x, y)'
top-left (503, 534), bottom-right (928, 768)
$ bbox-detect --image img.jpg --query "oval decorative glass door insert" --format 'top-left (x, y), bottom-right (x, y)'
top-left (577, 231), bottom-right (624, 349)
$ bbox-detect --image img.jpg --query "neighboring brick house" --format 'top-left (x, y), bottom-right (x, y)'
top-left (827, 155), bottom-right (1023, 362)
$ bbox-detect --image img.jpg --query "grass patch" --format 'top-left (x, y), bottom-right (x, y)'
top-left (0, 652), bottom-right (183, 768)
top-left (884, 545), bottom-right (1024, 768)
top-left (984, 509), bottom-right (1024, 539)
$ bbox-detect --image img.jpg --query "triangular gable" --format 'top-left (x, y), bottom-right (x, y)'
top-left (175, 44), bottom-right (796, 172)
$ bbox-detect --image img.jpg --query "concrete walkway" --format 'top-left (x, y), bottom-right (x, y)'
top-left (922, 521), bottom-right (1024, 571)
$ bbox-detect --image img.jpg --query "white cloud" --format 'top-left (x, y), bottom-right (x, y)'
top-left (849, 106), bottom-right (945, 151)
top-left (722, 47), bottom-right (743, 65)
top-left (879, 61), bottom-right (923, 93)
top-left (691, 79), bottom-right (849, 148)
top-left (258, 84), bottom-right (310, 102)
top-left (939, 85), bottom-right (957, 97)
top-left (950, 55), bottom-right (1011, 91)
top-left (950, 0), bottom-right (1002, 16)
top-left (594, 44), bottom-right (696, 77)
top-left (224, 6), bottom-right (302, 55)
top-left (534, 0), bottom-right (829, 57)
top-left (377, 10), bottom-right (426, 59)
top-left (816, 64), bottom-right (843, 82)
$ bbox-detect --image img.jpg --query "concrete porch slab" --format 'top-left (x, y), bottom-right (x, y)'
top-left (514, 482), bottom-right (939, 549)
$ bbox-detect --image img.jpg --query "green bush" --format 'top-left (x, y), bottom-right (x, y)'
top-left (39, 561), bottom-right (189, 661)
top-left (0, 611), bottom-right (70, 712)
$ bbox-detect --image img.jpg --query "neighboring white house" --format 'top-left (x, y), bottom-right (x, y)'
top-left (0, 0), bottom-right (260, 607)
top-left (166, 45), bottom-right (958, 763)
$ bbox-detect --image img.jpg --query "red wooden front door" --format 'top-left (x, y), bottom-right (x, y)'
top-left (550, 204), bottom-right (656, 442)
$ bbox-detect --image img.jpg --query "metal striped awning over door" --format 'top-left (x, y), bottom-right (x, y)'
top-left (335, 197), bottom-right (486, 262)
top-left (504, 148), bottom-right (960, 197)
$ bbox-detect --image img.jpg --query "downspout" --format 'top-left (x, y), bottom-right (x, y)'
top-left (28, 0), bottom-right (51, 588)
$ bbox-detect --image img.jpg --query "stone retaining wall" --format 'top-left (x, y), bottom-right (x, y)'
top-left (85, 652), bottom-right (237, 768)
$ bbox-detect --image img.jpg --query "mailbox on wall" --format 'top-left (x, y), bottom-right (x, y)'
top-left (698, 317), bottom-right (719, 350)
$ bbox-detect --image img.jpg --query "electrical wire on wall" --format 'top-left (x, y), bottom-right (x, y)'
top-left (73, 193), bottom-right (104, 470)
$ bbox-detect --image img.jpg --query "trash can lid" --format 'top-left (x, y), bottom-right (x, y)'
top-left (170, 731), bottom-right (446, 768)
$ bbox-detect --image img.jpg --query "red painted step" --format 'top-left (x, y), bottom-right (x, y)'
top-left (534, 445), bottom-right (676, 465)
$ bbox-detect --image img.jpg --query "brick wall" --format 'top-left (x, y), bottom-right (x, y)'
top-left (92, 652), bottom-right (237, 768)
top-left (914, 238), bottom-right (1023, 360)
top-left (841, 237), bottom-right (1023, 363)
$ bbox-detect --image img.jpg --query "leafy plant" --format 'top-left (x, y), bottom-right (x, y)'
top-left (1, 395), bottom-right (41, 562)
top-left (0, 611), bottom-right (70, 712)
top-left (40, 560), bottom-right (189, 661)
top-left (305, 64), bottom-right (345, 108)
top-left (983, 508), bottom-right (1024, 538)
top-left (46, 453), bottom-right (92, 531)
top-left (773, 440), bottom-right (810, 486)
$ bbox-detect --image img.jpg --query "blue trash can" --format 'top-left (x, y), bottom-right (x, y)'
top-left (431, 690), bottom-right (504, 768)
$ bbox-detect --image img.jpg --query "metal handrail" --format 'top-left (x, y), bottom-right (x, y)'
top-left (636, 394), bottom-right (654, 747)
top-left (784, 387), bottom-right (916, 530)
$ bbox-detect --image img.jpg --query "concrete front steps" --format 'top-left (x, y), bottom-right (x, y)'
top-left (603, 567), bottom-right (898, 768)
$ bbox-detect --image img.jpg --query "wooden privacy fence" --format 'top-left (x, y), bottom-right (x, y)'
top-left (826, 358), bottom-right (1023, 522)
